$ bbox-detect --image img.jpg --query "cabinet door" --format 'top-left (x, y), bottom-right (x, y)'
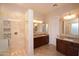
top-left (56, 39), bottom-right (79, 56)
top-left (63, 41), bottom-right (73, 56)
top-left (34, 37), bottom-right (41, 48)
top-left (34, 36), bottom-right (49, 48)
top-left (66, 45), bottom-right (74, 56)
top-left (56, 39), bottom-right (64, 53)
top-left (73, 47), bottom-right (78, 56)
top-left (73, 43), bottom-right (79, 56)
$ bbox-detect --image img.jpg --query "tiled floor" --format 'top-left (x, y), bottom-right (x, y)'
top-left (34, 44), bottom-right (64, 56)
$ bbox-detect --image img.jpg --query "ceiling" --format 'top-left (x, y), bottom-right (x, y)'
top-left (0, 3), bottom-right (79, 16)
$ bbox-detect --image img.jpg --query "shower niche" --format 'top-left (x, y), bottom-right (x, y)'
top-left (0, 19), bottom-right (11, 55)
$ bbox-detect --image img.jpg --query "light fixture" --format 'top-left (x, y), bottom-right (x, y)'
top-left (33, 20), bottom-right (43, 23)
top-left (34, 23), bottom-right (38, 26)
top-left (53, 4), bottom-right (58, 7)
top-left (64, 14), bottom-right (76, 20)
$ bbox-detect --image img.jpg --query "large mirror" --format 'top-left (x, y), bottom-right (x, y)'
top-left (64, 18), bottom-right (78, 35)
top-left (33, 20), bottom-right (48, 35)
top-left (61, 14), bottom-right (79, 39)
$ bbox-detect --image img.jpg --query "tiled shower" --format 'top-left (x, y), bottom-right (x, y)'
top-left (0, 5), bottom-right (34, 55)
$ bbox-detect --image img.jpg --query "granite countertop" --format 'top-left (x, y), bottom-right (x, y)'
top-left (34, 34), bottom-right (48, 38)
top-left (57, 36), bottom-right (79, 44)
top-left (34, 33), bottom-right (48, 38)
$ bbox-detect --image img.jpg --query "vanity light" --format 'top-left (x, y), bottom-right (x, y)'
top-left (33, 20), bottom-right (43, 23)
top-left (34, 23), bottom-right (38, 26)
top-left (64, 14), bottom-right (76, 20)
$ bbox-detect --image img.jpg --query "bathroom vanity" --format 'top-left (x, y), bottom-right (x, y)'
top-left (56, 37), bottom-right (79, 56)
top-left (33, 19), bottom-right (49, 49)
top-left (34, 34), bottom-right (49, 48)
top-left (57, 12), bottom-right (79, 56)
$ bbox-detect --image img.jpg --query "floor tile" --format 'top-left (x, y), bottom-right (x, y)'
top-left (34, 44), bottom-right (64, 56)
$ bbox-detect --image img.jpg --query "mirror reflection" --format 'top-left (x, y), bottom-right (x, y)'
top-left (33, 20), bottom-right (48, 34)
top-left (62, 15), bottom-right (79, 39)
top-left (64, 18), bottom-right (78, 35)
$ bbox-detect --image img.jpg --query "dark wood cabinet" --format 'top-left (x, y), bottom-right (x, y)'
top-left (34, 35), bottom-right (49, 48)
top-left (56, 38), bottom-right (79, 56)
